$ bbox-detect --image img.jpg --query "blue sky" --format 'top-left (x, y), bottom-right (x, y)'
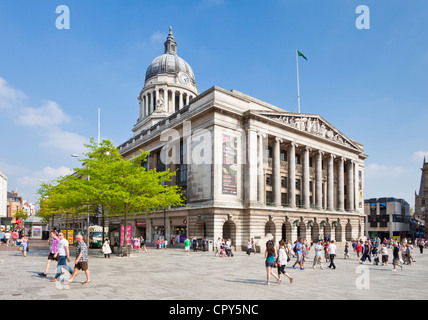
top-left (0, 0), bottom-right (427, 207)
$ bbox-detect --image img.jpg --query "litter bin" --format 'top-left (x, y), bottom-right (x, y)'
top-left (42, 231), bottom-right (50, 240)
top-left (208, 240), bottom-right (213, 252)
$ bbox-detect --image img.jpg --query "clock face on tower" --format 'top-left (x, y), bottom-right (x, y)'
top-left (179, 73), bottom-right (189, 85)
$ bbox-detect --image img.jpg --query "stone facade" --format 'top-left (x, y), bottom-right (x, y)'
top-left (415, 159), bottom-right (428, 237)
top-left (117, 29), bottom-right (368, 251)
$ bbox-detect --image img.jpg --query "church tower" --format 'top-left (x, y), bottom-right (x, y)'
top-left (133, 27), bottom-right (198, 136)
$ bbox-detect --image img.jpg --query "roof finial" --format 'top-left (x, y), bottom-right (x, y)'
top-left (169, 26), bottom-right (172, 34)
top-left (164, 26), bottom-right (177, 54)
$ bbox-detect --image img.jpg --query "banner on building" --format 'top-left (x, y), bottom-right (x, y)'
top-left (222, 134), bottom-right (238, 195)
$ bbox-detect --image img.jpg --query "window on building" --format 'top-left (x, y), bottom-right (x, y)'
top-left (281, 193), bottom-right (287, 206)
top-left (267, 146), bottom-right (272, 159)
top-left (296, 179), bottom-right (301, 191)
top-left (295, 154), bottom-right (301, 165)
top-left (266, 174), bottom-right (272, 185)
top-left (280, 150), bottom-right (287, 161)
top-left (281, 176), bottom-right (287, 188)
top-left (266, 191), bottom-right (273, 205)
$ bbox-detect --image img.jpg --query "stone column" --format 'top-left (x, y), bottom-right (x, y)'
top-left (186, 94), bottom-right (190, 105)
top-left (163, 89), bottom-right (168, 112)
top-left (337, 157), bottom-right (345, 211)
top-left (315, 150), bottom-right (323, 209)
top-left (273, 137), bottom-right (282, 206)
top-left (347, 160), bottom-right (354, 212)
top-left (139, 97), bottom-right (143, 119)
top-left (257, 133), bottom-right (265, 204)
top-left (287, 142), bottom-right (296, 208)
top-left (246, 129), bottom-right (259, 206)
top-left (179, 91), bottom-right (183, 109)
top-left (150, 92), bottom-right (154, 114)
top-left (171, 90), bottom-right (176, 112)
top-left (327, 154), bottom-right (335, 211)
top-left (302, 146), bottom-right (311, 209)
top-left (155, 89), bottom-right (159, 111)
top-left (143, 95), bottom-right (147, 117)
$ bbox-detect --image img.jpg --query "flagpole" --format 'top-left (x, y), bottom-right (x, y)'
top-left (296, 49), bottom-right (301, 114)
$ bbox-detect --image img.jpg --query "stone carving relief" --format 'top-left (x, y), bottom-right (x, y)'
top-left (267, 115), bottom-right (355, 149)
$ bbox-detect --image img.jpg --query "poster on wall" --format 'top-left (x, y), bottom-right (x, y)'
top-left (120, 225), bottom-right (132, 245)
top-left (222, 134), bottom-right (238, 195)
top-left (358, 170), bottom-right (363, 208)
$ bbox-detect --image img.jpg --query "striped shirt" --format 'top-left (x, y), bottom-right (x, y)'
top-left (76, 241), bottom-right (89, 262)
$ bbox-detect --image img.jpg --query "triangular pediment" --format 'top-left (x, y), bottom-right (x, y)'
top-left (258, 112), bottom-right (362, 151)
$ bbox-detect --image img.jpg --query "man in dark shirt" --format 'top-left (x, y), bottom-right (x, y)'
top-left (392, 242), bottom-right (403, 272)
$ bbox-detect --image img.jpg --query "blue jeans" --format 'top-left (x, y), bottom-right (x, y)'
top-left (55, 256), bottom-right (74, 279)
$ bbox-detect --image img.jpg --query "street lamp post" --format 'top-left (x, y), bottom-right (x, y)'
top-left (71, 154), bottom-right (90, 244)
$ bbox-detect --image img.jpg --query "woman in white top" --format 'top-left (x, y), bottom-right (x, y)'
top-left (102, 239), bottom-right (112, 258)
top-left (277, 241), bottom-right (293, 284)
top-left (380, 244), bottom-right (389, 266)
top-left (246, 239), bottom-right (252, 256)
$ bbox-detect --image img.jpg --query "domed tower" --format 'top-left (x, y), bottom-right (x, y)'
top-left (133, 27), bottom-right (198, 136)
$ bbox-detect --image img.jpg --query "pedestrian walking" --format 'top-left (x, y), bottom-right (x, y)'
top-left (344, 242), bottom-right (350, 259)
top-left (192, 237), bottom-right (198, 252)
top-left (355, 240), bottom-right (363, 261)
top-left (328, 240), bottom-right (337, 269)
top-left (50, 232), bottom-right (74, 282)
top-left (215, 237), bottom-right (221, 257)
top-left (140, 236), bottom-right (148, 253)
top-left (184, 237), bottom-right (191, 256)
top-left (68, 235), bottom-right (91, 285)
top-left (251, 238), bottom-right (256, 254)
top-left (39, 231), bottom-right (59, 277)
top-left (292, 239), bottom-right (304, 270)
top-left (312, 240), bottom-right (325, 270)
top-left (380, 243), bottom-right (389, 266)
top-left (419, 239), bottom-right (425, 254)
top-left (20, 235), bottom-right (28, 257)
top-left (246, 239), bottom-right (252, 256)
top-left (264, 240), bottom-right (281, 285)
top-left (360, 240), bottom-right (372, 264)
top-left (12, 230), bottom-right (18, 246)
top-left (277, 241), bottom-right (293, 284)
top-left (0, 230), bottom-right (4, 246)
top-left (102, 239), bottom-right (112, 258)
top-left (5, 230), bottom-right (10, 246)
top-left (392, 242), bottom-right (403, 272)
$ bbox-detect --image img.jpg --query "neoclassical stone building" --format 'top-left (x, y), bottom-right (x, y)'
top-left (118, 28), bottom-right (368, 250)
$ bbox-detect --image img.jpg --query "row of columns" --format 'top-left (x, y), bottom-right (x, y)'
top-left (254, 133), bottom-right (357, 212)
top-left (139, 88), bottom-right (195, 119)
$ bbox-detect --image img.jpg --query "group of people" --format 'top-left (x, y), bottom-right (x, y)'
top-left (0, 228), bottom-right (30, 257)
top-left (214, 237), bottom-right (234, 257)
top-left (38, 231), bottom-right (91, 285)
top-left (263, 236), bottom-right (427, 285)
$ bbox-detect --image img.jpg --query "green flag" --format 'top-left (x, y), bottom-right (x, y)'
top-left (297, 50), bottom-right (308, 61)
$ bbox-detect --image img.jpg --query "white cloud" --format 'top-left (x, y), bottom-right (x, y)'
top-left (0, 77), bottom-right (27, 109)
top-left (365, 163), bottom-right (408, 178)
top-left (40, 128), bottom-right (88, 154)
top-left (17, 166), bottom-right (72, 187)
top-left (412, 151), bottom-right (428, 163)
top-left (150, 31), bottom-right (165, 42)
top-left (16, 100), bottom-right (71, 128)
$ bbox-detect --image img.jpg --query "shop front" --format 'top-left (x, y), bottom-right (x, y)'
top-left (135, 220), bottom-right (147, 240)
top-left (170, 217), bottom-right (187, 244)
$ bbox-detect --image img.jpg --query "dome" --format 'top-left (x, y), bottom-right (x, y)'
top-left (145, 53), bottom-right (196, 84)
top-left (145, 27), bottom-right (196, 84)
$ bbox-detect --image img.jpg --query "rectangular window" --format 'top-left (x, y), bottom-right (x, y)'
top-left (266, 174), bottom-right (272, 186)
top-left (267, 146), bottom-right (272, 158)
top-left (281, 193), bottom-right (287, 206)
top-left (296, 179), bottom-right (301, 191)
top-left (309, 157), bottom-right (313, 167)
top-left (266, 191), bottom-right (273, 205)
top-left (280, 150), bottom-right (287, 161)
top-left (281, 176), bottom-right (287, 188)
top-left (295, 154), bottom-right (301, 165)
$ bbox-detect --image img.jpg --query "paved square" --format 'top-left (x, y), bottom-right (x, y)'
top-left (1, 241), bottom-right (427, 300)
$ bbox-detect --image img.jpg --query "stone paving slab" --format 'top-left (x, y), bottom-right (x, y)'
top-left (1, 241), bottom-right (427, 300)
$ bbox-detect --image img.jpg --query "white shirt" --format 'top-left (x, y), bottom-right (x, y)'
top-left (329, 244), bottom-right (337, 255)
top-left (57, 239), bottom-right (69, 256)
